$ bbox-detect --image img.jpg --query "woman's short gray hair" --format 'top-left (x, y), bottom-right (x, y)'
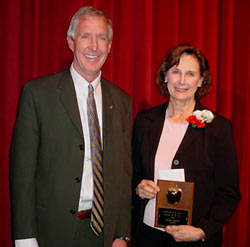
top-left (67, 6), bottom-right (113, 41)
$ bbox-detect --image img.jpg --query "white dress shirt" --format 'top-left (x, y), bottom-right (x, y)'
top-left (71, 65), bottom-right (103, 211)
top-left (15, 65), bottom-right (103, 247)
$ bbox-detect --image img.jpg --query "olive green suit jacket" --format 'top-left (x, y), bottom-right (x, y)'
top-left (11, 69), bottom-right (132, 247)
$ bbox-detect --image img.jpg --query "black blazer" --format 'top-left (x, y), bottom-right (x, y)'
top-left (132, 101), bottom-right (241, 246)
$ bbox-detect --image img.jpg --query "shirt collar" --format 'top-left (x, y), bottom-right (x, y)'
top-left (70, 64), bottom-right (102, 91)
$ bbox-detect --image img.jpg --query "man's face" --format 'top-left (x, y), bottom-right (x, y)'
top-left (67, 16), bottom-right (112, 82)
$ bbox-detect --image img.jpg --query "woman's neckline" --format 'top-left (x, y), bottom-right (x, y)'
top-left (166, 108), bottom-right (189, 125)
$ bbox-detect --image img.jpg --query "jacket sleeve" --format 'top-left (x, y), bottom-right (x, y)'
top-left (131, 112), bottom-right (150, 234)
top-left (132, 113), bottom-right (142, 191)
top-left (11, 83), bottom-right (39, 239)
top-left (197, 119), bottom-right (241, 240)
top-left (132, 112), bottom-right (147, 197)
top-left (115, 97), bottom-right (133, 238)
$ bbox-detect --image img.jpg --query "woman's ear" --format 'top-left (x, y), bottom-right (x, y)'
top-left (198, 77), bottom-right (203, 87)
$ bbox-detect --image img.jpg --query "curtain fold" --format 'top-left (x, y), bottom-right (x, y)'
top-left (1, 0), bottom-right (249, 246)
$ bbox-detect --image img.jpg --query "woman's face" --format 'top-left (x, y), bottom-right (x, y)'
top-left (166, 54), bottom-right (203, 104)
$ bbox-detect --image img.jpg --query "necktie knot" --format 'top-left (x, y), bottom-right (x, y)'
top-left (88, 84), bottom-right (94, 94)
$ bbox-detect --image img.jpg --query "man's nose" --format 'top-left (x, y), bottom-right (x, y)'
top-left (89, 36), bottom-right (98, 51)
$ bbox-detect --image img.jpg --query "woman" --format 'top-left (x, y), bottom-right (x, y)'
top-left (132, 44), bottom-right (241, 247)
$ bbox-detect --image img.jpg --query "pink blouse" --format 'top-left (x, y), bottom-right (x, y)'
top-left (143, 111), bottom-right (189, 230)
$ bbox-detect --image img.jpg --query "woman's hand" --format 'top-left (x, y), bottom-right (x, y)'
top-left (165, 225), bottom-right (205, 242)
top-left (136, 179), bottom-right (160, 199)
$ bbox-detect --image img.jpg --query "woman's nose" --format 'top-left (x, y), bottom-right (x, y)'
top-left (179, 74), bottom-right (186, 84)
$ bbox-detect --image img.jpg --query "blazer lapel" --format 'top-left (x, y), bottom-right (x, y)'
top-left (174, 102), bottom-right (206, 157)
top-left (174, 124), bottom-right (200, 157)
top-left (57, 69), bottom-right (83, 138)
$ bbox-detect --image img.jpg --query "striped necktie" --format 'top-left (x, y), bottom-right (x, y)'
top-left (87, 84), bottom-right (104, 235)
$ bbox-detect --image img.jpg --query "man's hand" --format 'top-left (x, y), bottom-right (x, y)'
top-left (165, 225), bottom-right (205, 242)
top-left (112, 238), bottom-right (127, 247)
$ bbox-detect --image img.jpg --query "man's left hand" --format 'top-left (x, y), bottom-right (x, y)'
top-left (112, 238), bottom-right (127, 247)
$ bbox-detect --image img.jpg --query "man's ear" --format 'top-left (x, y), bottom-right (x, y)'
top-left (108, 41), bottom-right (112, 53)
top-left (67, 37), bottom-right (74, 52)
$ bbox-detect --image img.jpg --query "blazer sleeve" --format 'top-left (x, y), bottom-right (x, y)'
top-left (132, 112), bottom-right (144, 192)
top-left (131, 111), bottom-right (152, 234)
top-left (11, 83), bottom-right (39, 239)
top-left (196, 119), bottom-right (241, 240)
top-left (115, 97), bottom-right (133, 238)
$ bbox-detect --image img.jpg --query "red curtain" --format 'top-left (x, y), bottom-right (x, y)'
top-left (1, 0), bottom-right (249, 246)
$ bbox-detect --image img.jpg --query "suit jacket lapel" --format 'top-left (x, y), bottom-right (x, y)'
top-left (101, 79), bottom-right (114, 148)
top-left (57, 69), bottom-right (83, 138)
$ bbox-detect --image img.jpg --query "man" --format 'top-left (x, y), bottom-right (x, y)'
top-left (11, 6), bottom-right (132, 247)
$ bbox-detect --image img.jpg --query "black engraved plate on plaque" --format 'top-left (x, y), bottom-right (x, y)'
top-left (158, 208), bottom-right (188, 225)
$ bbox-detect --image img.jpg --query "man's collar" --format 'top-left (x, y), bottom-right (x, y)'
top-left (70, 64), bottom-right (102, 90)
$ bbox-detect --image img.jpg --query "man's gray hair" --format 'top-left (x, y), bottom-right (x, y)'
top-left (67, 6), bottom-right (113, 41)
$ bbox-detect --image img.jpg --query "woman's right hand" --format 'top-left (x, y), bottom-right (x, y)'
top-left (136, 179), bottom-right (160, 199)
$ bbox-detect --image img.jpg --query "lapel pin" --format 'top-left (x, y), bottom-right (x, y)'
top-left (109, 105), bottom-right (113, 110)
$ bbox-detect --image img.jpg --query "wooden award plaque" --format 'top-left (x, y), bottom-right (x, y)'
top-left (155, 180), bottom-right (194, 227)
